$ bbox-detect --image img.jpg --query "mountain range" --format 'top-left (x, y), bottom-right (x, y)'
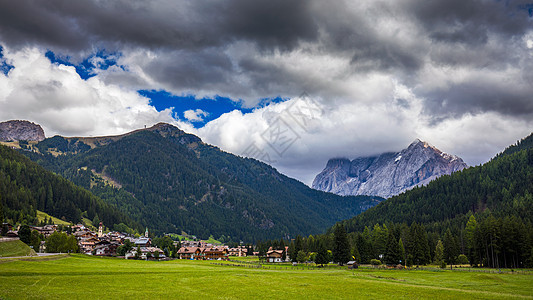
top-left (312, 139), bottom-right (467, 198)
top-left (14, 122), bottom-right (381, 241)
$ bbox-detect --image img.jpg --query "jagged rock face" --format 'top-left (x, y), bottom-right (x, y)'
top-left (0, 120), bottom-right (45, 141)
top-left (312, 140), bottom-right (468, 198)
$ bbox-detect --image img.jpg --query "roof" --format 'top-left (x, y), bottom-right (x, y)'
top-left (177, 247), bottom-right (200, 254)
top-left (266, 250), bottom-right (284, 257)
top-left (134, 237), bottom-right (151, 245)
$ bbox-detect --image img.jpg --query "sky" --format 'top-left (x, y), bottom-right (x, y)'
top-left (0, 0), bottom-right (532, 185)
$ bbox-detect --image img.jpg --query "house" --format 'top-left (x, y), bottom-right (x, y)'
top-left (177, 247), bottom-right (202, 260)
top-left (202, 247), bottom-right (229, 260)
top-left (71, 224), bottom-right (86, 232)
top-left (228, 246), bottom-right (248, 257)
top-left (74, 230), bottom-right (96, 239)
top-left (266, 250), bottom-right (284, 263)
top-left (6, 230), bottom-right (19, 238)
top-left (133, 237), bottom-right (151, 247)
top-left (125, 246), bottom-right (165, 260)
top-left (94, 241), bottom-right (121, 256)
top-left (347, 261), bottom-right (358, 269)
top-left (31, 225), bottom-right (57, 238)
top-left (79, 237), bottom-right (100, 254)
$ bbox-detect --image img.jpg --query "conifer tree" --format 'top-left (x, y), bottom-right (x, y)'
top-left (434, 240), bottom-right (444, 265)
top-left (384, 231), bottom-right (401, 265)
top-left (333, 224), bottom-right (351, 265)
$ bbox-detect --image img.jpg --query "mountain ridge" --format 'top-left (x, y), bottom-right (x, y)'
top-left (21, 122), bottom-right (382, 241)
top-left (0, 120), bottom-right (45, 142)
top-left (312, 139), bottom-right (467, 198)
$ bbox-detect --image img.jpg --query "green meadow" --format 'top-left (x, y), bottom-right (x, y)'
top-left (0, 240), bottom-right (36, 258)
top-left (0, 255), bottom-right (532, 299)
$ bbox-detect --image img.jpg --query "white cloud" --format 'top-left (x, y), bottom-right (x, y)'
top-left (196, 84), bottom-right (533, 186)
top-left (183, 109), bottom-right (209, 122)
top-left (0, 46), bottom-right (177, 137)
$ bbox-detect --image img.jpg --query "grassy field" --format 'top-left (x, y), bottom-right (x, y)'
top-left (0, 255), bottom-right (532, 299)
top-left (36, 210), bottom-right (71, 226)
top-left (0, 240), bottom-right (36, 257)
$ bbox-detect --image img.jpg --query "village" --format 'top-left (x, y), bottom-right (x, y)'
top-left (2, 221), bottom-right (288, 262)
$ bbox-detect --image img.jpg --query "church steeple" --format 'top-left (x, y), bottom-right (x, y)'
top-left (98, 222), bottom-right (103, 238)
top-left (145, 227), bottom-right (149, 238)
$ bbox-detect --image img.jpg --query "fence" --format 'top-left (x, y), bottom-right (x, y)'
top-left (212, 261), bottom-right (532, 274)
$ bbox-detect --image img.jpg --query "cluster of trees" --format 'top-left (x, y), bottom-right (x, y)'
top-left (0, 145), bottom-right (139, 232)
top-left (329, 138), bottom-right (533, 268)
top-left (45, 231), bottom-right (79, 253)
top-left (343, 148), bottom-right (533, 235)
top-left (258, 214), bottom-right (533, 268)
top-left (17, 225), bottom-right (43, 250)
top-left (16, 224), bottom-right (78, 253)
top-left (24, 128), bottom-right (379, 241)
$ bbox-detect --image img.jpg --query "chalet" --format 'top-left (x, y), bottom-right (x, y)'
top-left (94, 241), bottom-right (121, 256)
top-left (125, 246), bottom-right (165, 260)
top-left (6, 230), bottom-right (19, 238)
top-left (79, 237), bottom-right (100, 254)
top-left (177, 247), bottom-right (202, 260)
top-left (74, 230), bottom-right (96, 239)
top-left (71, 224), bottom-right (86, 232)
top-left (266, 250), bottom-right (284, 263)
top-left (202, 247), bottom-right (229, 260)
top-left (228, 246), bottom-right (248, 257)
top-left (133, 237), bottom-right (151, 247)
top-left (31, 225), bottom-right (57, 238)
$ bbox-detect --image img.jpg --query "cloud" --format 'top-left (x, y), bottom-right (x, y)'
top-left (183, 109), bottom-right (209, 122)
top-left (0, 0), bottom-right (532, 184)
top-left (0, 46), bottom-right (178, 137)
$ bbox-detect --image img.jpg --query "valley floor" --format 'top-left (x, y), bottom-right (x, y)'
top-left (0, 255), bottom-right (532, 299)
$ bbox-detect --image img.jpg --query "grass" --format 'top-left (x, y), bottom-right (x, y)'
top-left (0, 240), bottom-right (36, 257)
top-left (0, 255), bottom-right (532, 299)
top-left (36, 210), bottom-right (71, 226)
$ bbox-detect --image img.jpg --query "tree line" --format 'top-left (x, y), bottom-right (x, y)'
top-left (257, 212), bottom-right (533, 268)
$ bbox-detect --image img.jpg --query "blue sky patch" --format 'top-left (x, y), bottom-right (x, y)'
top-left (45, 50), bottom-right (122, 80)
top-left (139, 89), bottom-right (287, 128)
top-left (0, 46), bottom-right (14, 76)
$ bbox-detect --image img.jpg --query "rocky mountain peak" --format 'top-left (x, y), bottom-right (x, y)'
top-left (0, 120), bottom-right (45, 142)
top-left (312, 140), bottom-right (468, 198)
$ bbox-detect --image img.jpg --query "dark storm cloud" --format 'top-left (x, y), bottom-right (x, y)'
top-left (1, 0), bottom-right (532, 120)
top-left (406, 0), bottom-right (532, 45)
top-left (0, 0), bottom-right (318, 53)
top-left (422, 79), bottom-right (533, 122)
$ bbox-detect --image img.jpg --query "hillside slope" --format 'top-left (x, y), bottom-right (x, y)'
top-left (0, 145), bottom-right (138, 231)
top-left (24, 123), bottom-right (382, 241)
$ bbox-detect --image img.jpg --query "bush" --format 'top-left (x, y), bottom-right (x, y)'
top-left (457, 254), bottom-right (469, 265)
top-left (440, 261), bottom-right (447, 269)
top-left (370, 259), bottom-right (382, 266)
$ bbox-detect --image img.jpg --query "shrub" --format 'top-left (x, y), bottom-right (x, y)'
top-left (370, 259), bottom-right (382, 266)
top-left (457, 254), bottom-right (469, 265)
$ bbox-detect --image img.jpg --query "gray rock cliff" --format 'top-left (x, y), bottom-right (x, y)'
top-left (0, 120), bottom-right (45, 141)
top-left (312, 139), bottom-right (467, 198)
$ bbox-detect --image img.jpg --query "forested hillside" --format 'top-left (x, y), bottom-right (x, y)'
top-left (327, 133), bottom-right (533, 268)
top-left (341, 143), bottom-right (533, 233)
top-left (498, 132), bottom-right (533, 157)
top-left (0, 145), bottom-right (138, 231)
top-left (24, 123), bottom-right (381, 242)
